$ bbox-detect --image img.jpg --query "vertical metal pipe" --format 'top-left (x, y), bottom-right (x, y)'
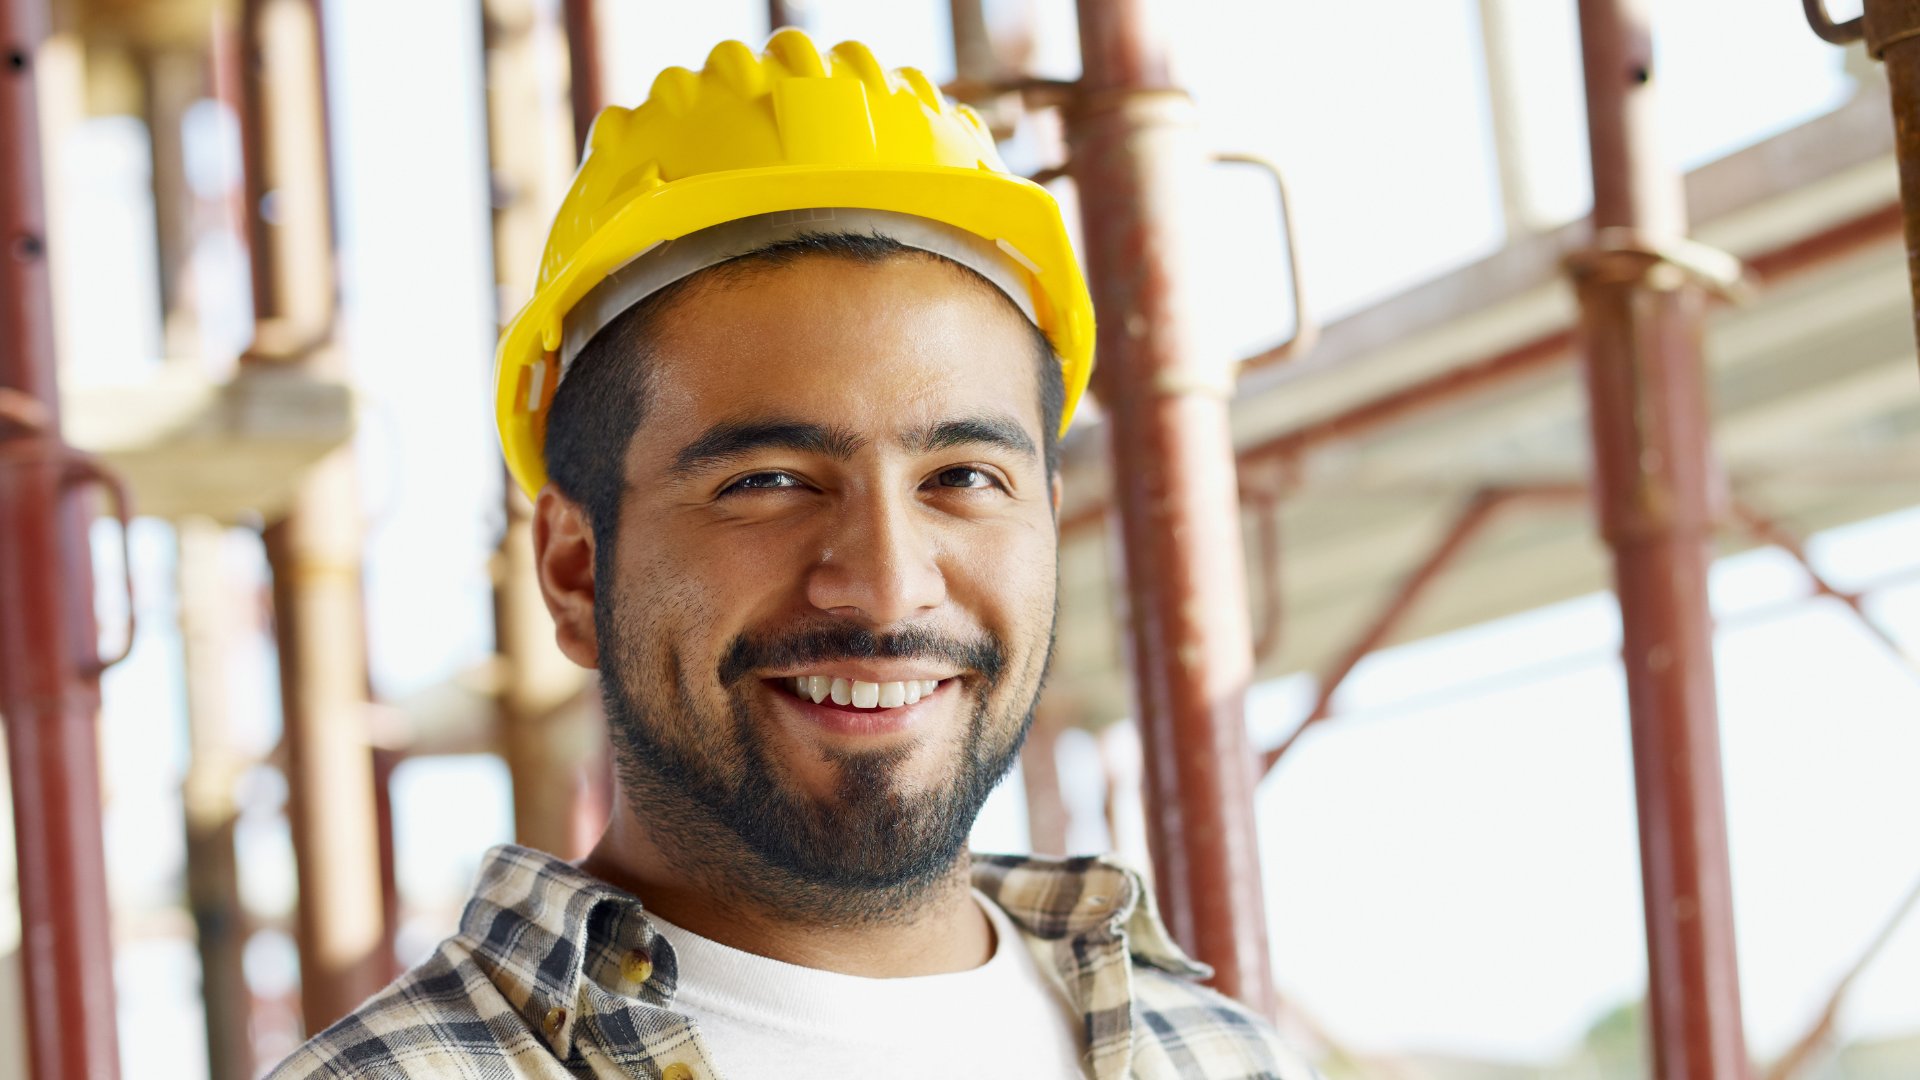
top-left (767, 0), bottom-right (806, 31)
top-left (560, 0), bottom-right (601, 157)
top-left (1865, 0), bottom-right (1920, 357)
top-left (371, 747), bottom-right (402, 954)
top-left (234, 0), bottom-right (274, 324)
top-left (1476, 0), bottom-right (1534, 236)
top-left (208, 6), bottom-right (258, 308)
top-left (178, 519), bottom-right (257, 1080)
top-left (1573, 2), bottom-right (1750, 1077)
top-left (264, 462), bottom-right (389, 1031)
top-left (239, 0), bottom-right (389, 1033)
top-left (0, 0), bottom-right (123, 1078)
top-left (1065, 0), bottom-right (1274, 1012)
top-left (484, 0), bottom-right (600, 858)
top-left (141, 46), bottom-right (204, 358)
top-left (948, 0), bottom-right (996, 83)
top-left (240, 0), bottom-right (335, 349)
top-left (1020, 704), bottom-right (1070, 854)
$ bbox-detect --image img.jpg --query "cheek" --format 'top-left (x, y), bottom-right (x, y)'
top-left (942, 521), bottom-right (1057, 632)
top-left (640, 525), bottom-right (812, 656)
top-left (673, 522), bottom-right (815, 598)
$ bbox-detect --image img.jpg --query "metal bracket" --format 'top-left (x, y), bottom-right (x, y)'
top-left (0, 386), bottom-right (51, 433)
top-left (940, 75), bottom-right (1080, 111)
top-left (0, 430), bottom-right (138, 675)
top-left (1214, 151), bottom-right (1318, 372)
top-left (1806, 0), bottom-right (1920, 57)
top-left (1023, 164), bottom-right (1068, 187)
top-left (1804, 0), bottom-right (1865, 44)
top-left (65, 452), bottom-right (136, 675)
top-left (1564, 227), bottom-right (1757, 304)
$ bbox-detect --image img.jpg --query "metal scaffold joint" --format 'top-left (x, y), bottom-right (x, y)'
top-left (1565, 228), bottom-right (1757, 304)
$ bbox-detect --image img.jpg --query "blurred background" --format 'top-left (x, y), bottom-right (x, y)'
top-left (2, 0), bottom-right (1918, 1077)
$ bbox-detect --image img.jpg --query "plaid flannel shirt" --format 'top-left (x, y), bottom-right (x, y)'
top-left (267, 844), bottom-right (1318, 1079)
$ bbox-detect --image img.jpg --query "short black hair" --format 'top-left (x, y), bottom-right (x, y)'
top-left (543, 232), bottom-right (1066, 540)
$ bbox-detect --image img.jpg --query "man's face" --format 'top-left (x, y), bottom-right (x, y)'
top-left (588, 254), bottom-right (1059, 913)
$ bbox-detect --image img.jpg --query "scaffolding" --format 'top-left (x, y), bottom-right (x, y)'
top-left (3, 1), bottom-right (1919, 1078)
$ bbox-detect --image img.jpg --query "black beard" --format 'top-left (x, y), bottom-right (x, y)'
top-left (598, 611), bottom-right (1050, 925)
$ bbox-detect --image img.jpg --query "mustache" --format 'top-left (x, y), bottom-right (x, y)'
top-left (717, 622), bottom-right (1006, 689)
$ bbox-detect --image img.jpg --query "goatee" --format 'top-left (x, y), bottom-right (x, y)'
top-left (599, 615), bottom-right (1046, 925)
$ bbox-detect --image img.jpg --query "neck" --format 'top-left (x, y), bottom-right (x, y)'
top-left (579, 794), bottom-right (994, 978)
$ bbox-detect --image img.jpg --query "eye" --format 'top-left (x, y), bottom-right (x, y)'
top-left (720, 471), bottom-right (803, 496)
top-left (931, 466), bottom-right (999, 490)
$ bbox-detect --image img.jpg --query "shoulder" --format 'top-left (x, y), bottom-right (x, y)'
top-left (1128, 965), bottom-right (1323, 1080)
top-left (262, 938), bottom-right (551, 1080)
top-left (973, 851), bottom-right (1320, 1080)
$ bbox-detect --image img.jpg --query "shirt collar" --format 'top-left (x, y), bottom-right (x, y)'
top-left (454, 843), bottom-right (1209, 1060)
top-left (969, 852), bottom-right (1210, 979)
top-left (455, 844), bottom-right (666, 1060)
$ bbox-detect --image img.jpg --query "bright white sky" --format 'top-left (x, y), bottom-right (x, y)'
top-left (1, 1), bottom-right (1913, 1077)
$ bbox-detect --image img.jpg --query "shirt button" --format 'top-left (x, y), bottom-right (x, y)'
top-left (661, 1064), bottom-right (695, 1080)
top-left (621, 949), bottom-right (653, 985)
top-left (542, 1006), bottom-right (567, 1038)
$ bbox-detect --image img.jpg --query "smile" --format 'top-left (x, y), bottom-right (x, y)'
top-left (782, 675), bottom-right (948, 710)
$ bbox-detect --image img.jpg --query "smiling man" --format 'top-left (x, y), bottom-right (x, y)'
top-left (268, 29), bottom-right (1312, 1080)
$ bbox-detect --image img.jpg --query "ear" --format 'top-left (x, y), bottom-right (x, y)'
top-left (1049, 471), bottom-right (1064, 519)
top-left (532, 485), bottom-right (601, 669)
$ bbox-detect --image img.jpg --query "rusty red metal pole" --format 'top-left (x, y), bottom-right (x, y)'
top-left (1808, 0), bottom-right (1920, 355)
top-left (767, 0), bottom-right (805, 31)
top-left (1867, 0), bottom-right (1920, 358)
top-left (560, 0), bottom-right (601, 157)
top-left (1065, 0), bottom-right (1274, 1012)
top-left (0, 2), bottom-right (124, 1079)
top-left (1573, 2), bottom-right (1750, 1077)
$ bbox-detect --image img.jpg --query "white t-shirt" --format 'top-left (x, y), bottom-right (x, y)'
top-left (644, 891), bottom-right (1088, 1079)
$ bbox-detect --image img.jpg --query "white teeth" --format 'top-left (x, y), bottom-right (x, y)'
top-left (790, 675), bottom-right (944, 708)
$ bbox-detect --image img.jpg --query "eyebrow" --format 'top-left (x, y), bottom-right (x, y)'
top-left (670, 420), bottom-right (866, 476)
top-left (902, 413), bottom-right (1038, 461)
top-left (668, 412), bottom-right (1039, 478)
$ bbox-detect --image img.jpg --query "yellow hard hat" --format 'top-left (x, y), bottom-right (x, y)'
top-left (494, 28), bottom-right (1096, 498)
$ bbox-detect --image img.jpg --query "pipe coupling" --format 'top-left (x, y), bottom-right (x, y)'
top-left (1564, 228), bottom-right (1755, 303)
top-left (1868, 0), bottom-right (1920, 56)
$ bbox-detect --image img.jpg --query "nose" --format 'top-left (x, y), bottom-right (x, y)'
top-left (805, 489), bottom-right (947, 624)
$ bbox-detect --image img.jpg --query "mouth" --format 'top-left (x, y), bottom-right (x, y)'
top-left (763, 674), bottom-right (961, 736)
top-left (782, 675), bottom-right (949, 709)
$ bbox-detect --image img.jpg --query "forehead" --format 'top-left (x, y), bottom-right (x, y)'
top-left (632, 255), bottom-right (1045, 455)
